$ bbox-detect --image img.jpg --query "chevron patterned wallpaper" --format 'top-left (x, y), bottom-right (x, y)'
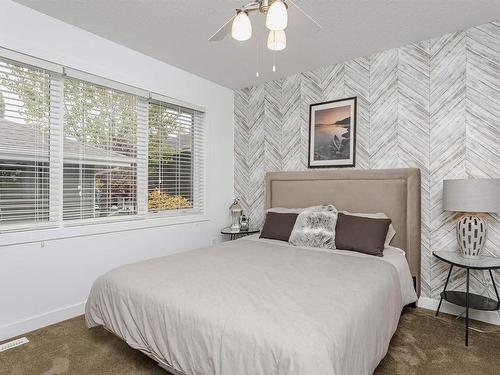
top-left (234, 21), bottom-right (500, 298)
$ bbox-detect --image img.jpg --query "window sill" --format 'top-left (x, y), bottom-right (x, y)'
top-left (0, 213), bottom-right (209, 247)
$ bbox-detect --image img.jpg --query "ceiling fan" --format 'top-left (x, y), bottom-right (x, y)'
top-left (208, 0), bottom-right (322, 51)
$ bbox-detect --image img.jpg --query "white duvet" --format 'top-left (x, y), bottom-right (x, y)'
top-left (86, 236), bottom-right (417, 375)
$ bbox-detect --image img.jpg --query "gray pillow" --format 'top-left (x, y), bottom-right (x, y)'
top-left (260, 212), bottom-right (299, 242)
top-left (335, 213), bottom-right (391, 256)
top-left (288, 205), bottom-right (337, 249)
top-left (340, 211), bottom-right (396, 247)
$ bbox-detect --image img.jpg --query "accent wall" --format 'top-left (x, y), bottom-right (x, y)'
top-left (234, 20), bottom-right (500, 300)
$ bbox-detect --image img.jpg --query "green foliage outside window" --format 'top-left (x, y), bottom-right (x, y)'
top-left (0, 62), bottom-right (50, 128)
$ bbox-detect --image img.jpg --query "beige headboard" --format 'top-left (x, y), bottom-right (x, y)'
top-left (265, 168), bottom-right (421, 296)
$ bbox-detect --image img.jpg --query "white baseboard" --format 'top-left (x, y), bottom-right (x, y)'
top-left (417, 297), bottom-right (500, 326)
top-left (0, 301), bottom-right (86, 342)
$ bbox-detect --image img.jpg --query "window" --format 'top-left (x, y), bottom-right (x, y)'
top-left (0, 58), bottom-right (52, 228)
top-left (148, 102), bottom-right (196, 213)
top-left (0, 50), bottom-right (205, 233)
top-left (63, 78), bottom-right (138, 221)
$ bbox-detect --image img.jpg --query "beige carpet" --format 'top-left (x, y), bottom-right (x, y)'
top-left (1, 308), bottom-right (500, 375)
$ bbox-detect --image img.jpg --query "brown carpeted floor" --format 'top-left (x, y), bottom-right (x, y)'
top-left (1, 307), bottom-right (500, 375)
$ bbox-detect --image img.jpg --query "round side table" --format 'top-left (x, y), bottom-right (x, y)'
top-left (220, 227), bottom-right (260, 241)
top-left (433, 250), bottom-right (500, 346)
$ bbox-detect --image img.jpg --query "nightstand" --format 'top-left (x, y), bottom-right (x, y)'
top-left (220, 227), bottom-right (260, 241)
top-left (433, 250), bottom-right (500, 346)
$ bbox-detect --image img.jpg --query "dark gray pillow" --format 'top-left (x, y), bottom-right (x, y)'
top-left (260, 212), bottom-right (299, 242)
top-left (335, 213), bottom-right (391, 256)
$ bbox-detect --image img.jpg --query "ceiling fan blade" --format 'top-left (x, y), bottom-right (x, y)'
top-left (208, 14), bottom-right (236, 42)
top-left (242, 1), bottom-right (261, 11)
top-left (287, 0), bottom-right (322, 32)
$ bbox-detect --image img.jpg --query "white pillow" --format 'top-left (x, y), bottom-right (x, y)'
top-left (289, 205), bottom-right (338, 249)
top-left (303, 205), bottom-right (336, 213)
top-left (340, 211), bottom-right (396, 247)
top-left (266, 207), bottom-right (305, 214)
top-left (267, 205), bottom-right (335, 214)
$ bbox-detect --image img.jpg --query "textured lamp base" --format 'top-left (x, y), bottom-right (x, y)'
top-left (457, 215), bottom-right (487, 258)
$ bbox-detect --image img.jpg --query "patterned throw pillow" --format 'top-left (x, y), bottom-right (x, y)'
top-left (288, 205), bottom-right (338, 249)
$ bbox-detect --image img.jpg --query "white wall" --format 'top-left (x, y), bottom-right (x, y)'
top-left (0, 1), bottom-right (234, 340)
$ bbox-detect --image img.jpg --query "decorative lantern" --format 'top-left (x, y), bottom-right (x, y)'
top-left (229, 199), bottom-right (243, 231)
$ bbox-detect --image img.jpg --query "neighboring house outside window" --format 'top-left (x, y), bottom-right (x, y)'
top-left (0, 58), bottom-right (50, 226)
top-left (0, 119), bottom-right (134, 224)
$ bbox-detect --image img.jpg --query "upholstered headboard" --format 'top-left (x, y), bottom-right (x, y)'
top-left (265, 168), bottom-right (421, 296)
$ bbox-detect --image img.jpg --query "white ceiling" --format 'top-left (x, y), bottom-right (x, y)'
top-left (14, 0), bottom-right (500, 89)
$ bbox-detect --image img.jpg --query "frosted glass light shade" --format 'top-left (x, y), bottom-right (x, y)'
top-left (267, 30), bottom-right (286, 51)
top-left (232, 12), bottom-right (252, 41)
top-left (266, 0), bottom-right (288, 30)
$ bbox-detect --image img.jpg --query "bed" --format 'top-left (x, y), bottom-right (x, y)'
top-left (86, 168), bottom-right (421, 375)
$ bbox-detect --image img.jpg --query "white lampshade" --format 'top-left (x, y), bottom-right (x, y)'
top-left (232, 11), bottom-right (252, 41)
top-left (266, 0), bottom-right (288, 31)
top-left (267, 30), bottom-right (286, 51)
top-left (443, 178), bottom-right (500, 213)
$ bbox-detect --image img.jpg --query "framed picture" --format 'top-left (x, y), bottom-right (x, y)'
top-left (308, 97), bottom-right (357, 168)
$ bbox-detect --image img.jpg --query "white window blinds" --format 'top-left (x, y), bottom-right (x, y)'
top-left (147, 101), bottom-right (204, 214)
top-left (0, 58), bottom-right (58, 229)
top-left (0, 49), bottom-right (205, 233)
top-left (62, 77), bottom-right (138, 222)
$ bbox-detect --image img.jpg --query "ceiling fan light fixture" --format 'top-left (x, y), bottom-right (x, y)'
top-left (232, 11), bottom-right (252, 41)
top-left (266, 0), bottom-right (288, 31)
top-left (267, 29), bottom-right (286, 51)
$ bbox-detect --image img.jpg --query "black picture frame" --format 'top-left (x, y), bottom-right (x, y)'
top-left (308, 96), bottom-right (357, 168)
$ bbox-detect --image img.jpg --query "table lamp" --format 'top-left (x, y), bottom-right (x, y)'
top-left (443, 179), bottom-right (500, 258)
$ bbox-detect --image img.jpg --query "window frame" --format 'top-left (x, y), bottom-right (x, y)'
top-left (0, 47), bottom-right (207, 242)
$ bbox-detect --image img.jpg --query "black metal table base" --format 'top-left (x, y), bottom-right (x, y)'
top-left (229, 233), bottom-right (247, 240)
top-left (221, 227), bottom-right (260, 241)
top-left (436, 265), bottom-right (500, 346)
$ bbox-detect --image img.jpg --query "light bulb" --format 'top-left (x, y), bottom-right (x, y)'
top-left (266, 0), bottom-right (288, 31)
top-left (272, 65), bottom-right (276, 72)
top-left (232, 11), bottom-right (252, 41)
top-left (267, 30), bottom-right (286, 51)
top-left (256, 71), bottom-right (260, 77)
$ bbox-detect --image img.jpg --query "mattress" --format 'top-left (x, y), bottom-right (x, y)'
top-left (86, 236), bottom-right (417, 375)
